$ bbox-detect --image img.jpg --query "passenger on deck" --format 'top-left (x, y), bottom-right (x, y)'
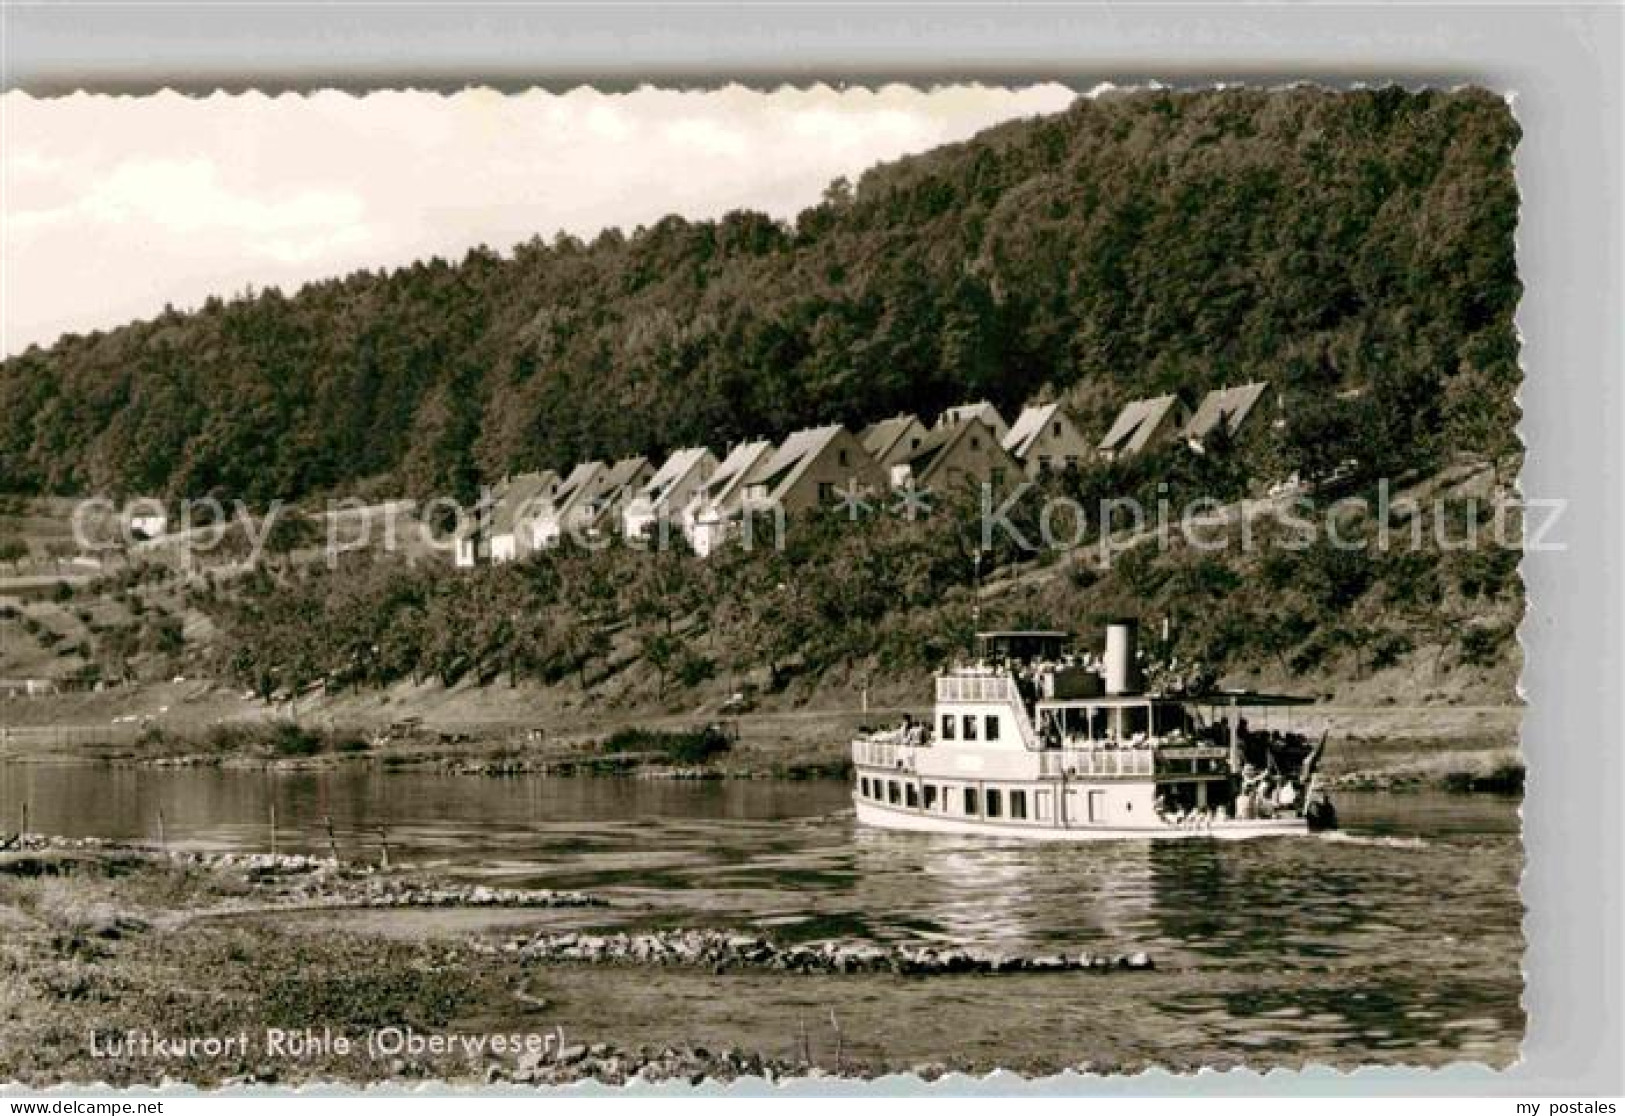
top-left (1155, 791), bottom-right (1181, 824)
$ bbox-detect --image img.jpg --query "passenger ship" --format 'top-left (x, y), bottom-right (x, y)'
top-left (851, 623), bottom-right (1336, 841)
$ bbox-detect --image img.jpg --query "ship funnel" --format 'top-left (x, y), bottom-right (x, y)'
top-left (1104, 620), bottom-right (1141, 695)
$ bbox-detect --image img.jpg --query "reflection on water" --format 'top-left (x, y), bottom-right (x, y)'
top-left (0, 762), bottom-right (1522, 1063)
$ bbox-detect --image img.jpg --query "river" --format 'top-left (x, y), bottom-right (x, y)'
top-left (0, 763), bottom-right (1522, 1070)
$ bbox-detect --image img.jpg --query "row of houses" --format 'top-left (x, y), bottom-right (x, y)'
top-left (456, 382), bottom-right (1273, 565)
top-left (1096, 381), bottom-right (1274, 461)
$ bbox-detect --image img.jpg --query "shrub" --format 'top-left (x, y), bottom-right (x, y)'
top-left (1459, 623), bottom-right (1511, 668)
top-left (675, 650), bottom-right (717, 688)
top-left (599, 725), bottom-right (732, 765)
top-left (269, 723), bottom-right (324, 757)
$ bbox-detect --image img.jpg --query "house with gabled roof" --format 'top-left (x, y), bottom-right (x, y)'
top-left (1183, 382), bottom-right (1274, 446)
top-left (895, 414), bottom-right (1021, 496)
top-left (487, 470), bottom-right (560, 562)
top-left (581, 455), bottom-right (655, 538)
top-left (740, 424), bottom-right (886, 518)
top-left (936, 401), bottom-right (1010, 443)
top-left (623, 446), bottom-right (718, 542)
top-left (861, 413), bottom-right (930, 486)
top-left (531, 460), bottom-right (607, 549)
top-left (683, 440), bottom-right (774, 557)
top-left (1097, 394), bottom-right (1192, 462)
top-left (1003, 402), bottom-right (1092, 477)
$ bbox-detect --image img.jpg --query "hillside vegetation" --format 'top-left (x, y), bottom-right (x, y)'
top-left (192, 460), bottom-right (1518, 713)
top-left (0, 87), bottom-right (1522, 718)
top-left (1, 87), bottom-right (1519, 507)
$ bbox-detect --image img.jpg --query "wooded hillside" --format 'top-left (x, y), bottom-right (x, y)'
top-left (0, 87), bottom-right (1520, 505)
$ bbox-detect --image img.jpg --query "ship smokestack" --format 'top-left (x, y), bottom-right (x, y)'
top-left (1104, 620), bottom-right (1141, 695)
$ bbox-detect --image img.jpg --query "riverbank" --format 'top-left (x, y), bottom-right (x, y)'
top-left (0, 839), bottom-right (1179, 1085)
top-left (3, 711), bottom-right (1521, 799)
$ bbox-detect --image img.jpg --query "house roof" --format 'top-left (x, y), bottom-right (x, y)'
top-left (1003, 403), bottom-right (1065, 458)
top-left (903, 418), bottom-right (1014, 487)
top-left (697, 440), bottom-right (774, 511)
top-left (551, 461), bottom-right (606, 517)
top-left (1098, 394), bottom-right (1185, 456)
top-left (598, 455), bottom-right (651, 495)
top-left (744, 425), bottom-right (846, 504)
top-left (639, 447), bottom-right (714, 511)
top-left (938, 401), bottom-right (1007, 434)
top-left (861, 413), bottom-right (923, 462)
top-left (582, 456), bottom-right (652, 528)
top-left (899, 424), bottom-right (957, 477)
top-left (1183, 382), bottom-right (1271, 442)
top-left (491, 470), bottom-right (559, 536)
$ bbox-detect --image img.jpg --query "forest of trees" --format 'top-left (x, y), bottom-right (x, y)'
top-left (0, 87), bottom-right (1520, 507)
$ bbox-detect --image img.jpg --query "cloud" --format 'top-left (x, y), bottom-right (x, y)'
top-left (80, 158), bottom-right (366, 251)
top-left (2, 85), bottom-right (1077, 353)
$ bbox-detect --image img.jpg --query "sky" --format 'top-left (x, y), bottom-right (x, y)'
top-left (1, 84), bottom-right (1077, 356)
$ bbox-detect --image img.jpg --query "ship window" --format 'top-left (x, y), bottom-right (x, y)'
top-left (963, 787), bottom-right (979, 816)
top-left (985, 789), bottom-right (1002, 818)
top-left (962, 715), bottom-right (978, 740)
top-left (984, 715), bottom-right (1000, 740)
top-left (923, 784), bottom-right (938, 810)
top-left (860, 777), bottom-right (870, 798)
top-left (941, 715), bottom-right (956, 740)
top-left (1011, 790), bottom-right (1028, 820)
top-left (905, 783), bottom-right (919, 808)
top-left (888, 781), bottom-right (900, 804)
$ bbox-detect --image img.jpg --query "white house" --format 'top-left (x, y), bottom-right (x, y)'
top-left (531, 461), bottom-right (607, 549)
top-left (1003, 402), bottom-right (1092, 477)
top-left (893, 413), bottom-right (1021, 494)
top-left (623, 446), bottom-right (719, 543)
top-left (936, 401), bottom-right (1010, 443)
top-left (682, 440), bottom-right (774, 557)
top-left (738, 424), bottom-right (886, 517)
top-left (1097, 394), bottom-right (1191, 461)
top-left (861, 413), bottom-right (929, 488)
top-left (1183, 382), bottom-right (1274, 446)
top-left (581, 456), bottom-right (656, 539)
top-left (481, 471), bottom-right (558, 562)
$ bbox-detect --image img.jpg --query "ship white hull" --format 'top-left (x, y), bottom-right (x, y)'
top-left (854, 794), bottom-right (1311, 841)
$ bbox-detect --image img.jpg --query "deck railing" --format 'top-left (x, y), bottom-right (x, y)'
top-left (854, 739), bottom-right (1230, 780)
top-left (1038, 749), bottom-right (1156, 778)
top-left (935, 674), bottom-right (1018, 704)
top-left (1153, 745), bottom-right (1231, 775)
top-left (852, 739), bottom-right (921, 771)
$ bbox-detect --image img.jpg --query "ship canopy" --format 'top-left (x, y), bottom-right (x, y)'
top-left (975, 630), bottom-right (1071, 663)
top-left (1195, 690), bottom-right (1317, 707)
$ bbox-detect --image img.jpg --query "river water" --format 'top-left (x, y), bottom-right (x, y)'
top-left (0, 763), bottom-right (1522, 1070)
